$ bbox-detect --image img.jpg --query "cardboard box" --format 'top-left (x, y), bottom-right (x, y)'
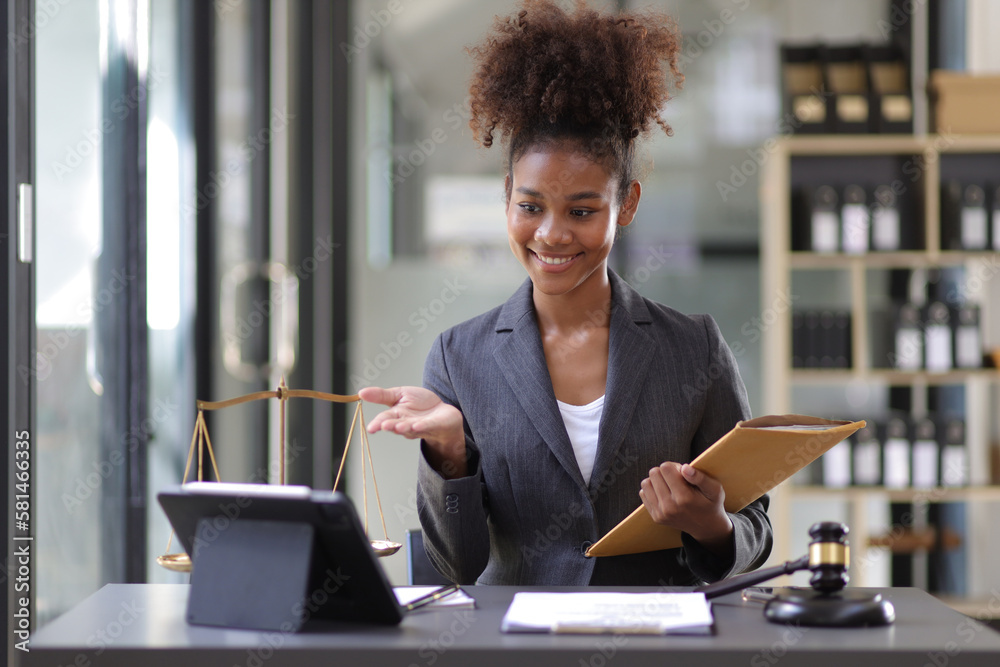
top-left (931, 71), bottom-right (1000, 134)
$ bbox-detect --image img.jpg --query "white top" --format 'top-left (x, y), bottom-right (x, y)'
top-left (556, 395), bottom-right (605, 484)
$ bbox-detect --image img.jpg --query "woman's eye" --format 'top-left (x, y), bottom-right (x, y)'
top-left (518, 203), bottom-right (540, 213)
top-left (570, 209), bottom-right (593, 217)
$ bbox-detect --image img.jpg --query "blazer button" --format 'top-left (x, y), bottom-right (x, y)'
top-left (445, 493), bottom-right (459, 501)
top-left (580, 541), bottom-right (593, 558)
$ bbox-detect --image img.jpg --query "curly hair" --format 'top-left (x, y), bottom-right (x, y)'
top-left (467, 0), bottom-right (683, 204)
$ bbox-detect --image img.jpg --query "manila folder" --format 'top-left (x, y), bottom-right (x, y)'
top-left (585, 414), bottom-right (865, 557)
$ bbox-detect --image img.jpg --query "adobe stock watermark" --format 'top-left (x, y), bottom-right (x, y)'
top-left (223, 234), bottom-right (340, 351)
top-left (521, 450), bottom-right (640, 566)
top-left (86, 599), bottom-right (146, 656)
top-left (750, 622), bottom-right (809, 667)
top-left (877, 0), bottom-right (926, 39)
top-left (61, 397), bottom-right (180, 513)
top-left (716, 88), bottom-right (836, 202)
top-left (340, 0), bottom-right (411, 63)
top-left (922, 586), bottom-right (1000, 667)
top-left (549, 244), bottom-right (674, 364)
top-left (681, 287), bottom-right (798, 403)
top-left (6, 0), bottom-right (74, 49)
top-left (350, 277), bottom-right (468, 390)
top-left (183, 106), bottom-right (295, 219)
top-left (17, 266), bottom-right (137, 385)
top-left (232, 564), bottom-right (352, 667)
top-left (384, 97), bottom-right (472, 187)
top-left (406, 609), bottom-right (477, 667)
top-left (50, 66), bottom-right (171, 181)
top-left (675, 0), bottom-right (752, 70)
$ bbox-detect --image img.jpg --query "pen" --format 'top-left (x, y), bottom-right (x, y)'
top-left (404, 584), bottom-right (462, 611)
top-left (742, 587), bottom-right (776, 603)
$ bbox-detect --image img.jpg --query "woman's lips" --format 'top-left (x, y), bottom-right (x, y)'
top-left (531, 251), bottom-right (580, 271)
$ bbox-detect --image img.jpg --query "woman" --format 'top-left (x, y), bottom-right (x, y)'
top-left (361, 0), bottom-right (771, 586)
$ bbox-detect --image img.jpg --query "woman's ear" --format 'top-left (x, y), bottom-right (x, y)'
top-left (618, 180), bottom-right (642, 227)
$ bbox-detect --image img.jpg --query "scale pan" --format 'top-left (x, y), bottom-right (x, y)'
top-left (157, 553), bottom-right (192, 573)
top-left (371, 539), bottom-right (401, 557)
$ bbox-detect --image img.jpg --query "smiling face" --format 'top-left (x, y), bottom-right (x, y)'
top-left (505, 144), bottom-right (640, 299)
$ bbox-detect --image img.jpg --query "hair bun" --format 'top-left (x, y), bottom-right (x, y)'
top-left (467, 0), bottom-right (683, 150)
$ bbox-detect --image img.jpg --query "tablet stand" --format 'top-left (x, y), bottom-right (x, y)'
top-left (187, 518), bottom-right (315, 631)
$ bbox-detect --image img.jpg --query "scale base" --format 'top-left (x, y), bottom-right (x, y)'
top-left (764, 589), bottom-right (895, 627)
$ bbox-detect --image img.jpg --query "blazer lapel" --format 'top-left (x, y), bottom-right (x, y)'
top-left (589, 272), bottom-right (655, 495)
top-left (493, 279), bottom-right (587, 489)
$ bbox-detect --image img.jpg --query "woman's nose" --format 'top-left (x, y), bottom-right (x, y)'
top-left (534, 213), bottom-right (572, 246)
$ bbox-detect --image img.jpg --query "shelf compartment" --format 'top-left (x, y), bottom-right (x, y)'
top-left (789, 368), bottom-right (999, 385)
top-left (789, 251), bottom-right (998, 270)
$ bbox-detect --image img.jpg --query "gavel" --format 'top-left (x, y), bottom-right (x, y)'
top-left (695, 522), bottom-right (894, 627)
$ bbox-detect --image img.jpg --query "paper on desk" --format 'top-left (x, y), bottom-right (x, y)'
top-left (394, 586), bottom-right (475, 611)
top-left (500, 592), bottom-right (713, 635)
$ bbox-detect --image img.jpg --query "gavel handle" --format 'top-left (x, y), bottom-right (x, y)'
top-left (695, 555), bottom-right (810, 600)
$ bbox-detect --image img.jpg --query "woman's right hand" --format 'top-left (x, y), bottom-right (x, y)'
top-left (359, 386), bottom-right (468, 478)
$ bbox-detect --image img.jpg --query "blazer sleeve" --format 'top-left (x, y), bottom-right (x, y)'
top-left (680, 315), bottom-right (773, 583)
top-left (415, 332), bottom-right (491, 585)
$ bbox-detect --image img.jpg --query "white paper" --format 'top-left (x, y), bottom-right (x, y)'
top-left (756, 424), bottom-right (843, 431)
top-left (500, 592), bottom-right (713, 635)
top-left (181, 481), bottom-right (312, 498)
top-left (394, 586), bottom-right (475, 611)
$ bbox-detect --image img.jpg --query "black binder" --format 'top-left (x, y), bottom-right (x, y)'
top-left (823, 44), bottom-right (870, 134)
top-left (780, 44), bottom-right (829, 134)
top-left (865, 43), bottom-right (912, 133)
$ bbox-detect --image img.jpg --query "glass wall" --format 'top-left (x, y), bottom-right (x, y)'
top-left (34, 0), bottom-right (105, 623)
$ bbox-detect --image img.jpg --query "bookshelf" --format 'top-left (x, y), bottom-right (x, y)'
top-left (760, 134), bottom-right (1000, 612)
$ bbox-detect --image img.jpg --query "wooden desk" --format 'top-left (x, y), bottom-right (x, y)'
top-left (23, 584), bottom-right (1000, 667)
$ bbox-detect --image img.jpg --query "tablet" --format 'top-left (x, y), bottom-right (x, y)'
top-left (157, 482), bottom-right (404, 629)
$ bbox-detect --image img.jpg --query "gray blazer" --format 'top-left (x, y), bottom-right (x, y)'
top-left (417, 270), bottom-right (772, 586)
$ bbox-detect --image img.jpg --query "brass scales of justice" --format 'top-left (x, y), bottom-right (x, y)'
top-left (156, 378), bottom-right (400, 573)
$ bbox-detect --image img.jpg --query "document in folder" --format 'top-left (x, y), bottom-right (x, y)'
top-left (585, 414), bottom-right (865, 557)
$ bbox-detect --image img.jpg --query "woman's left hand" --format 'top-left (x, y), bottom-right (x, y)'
top-left (639, 462), bottom-right (734, 555)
